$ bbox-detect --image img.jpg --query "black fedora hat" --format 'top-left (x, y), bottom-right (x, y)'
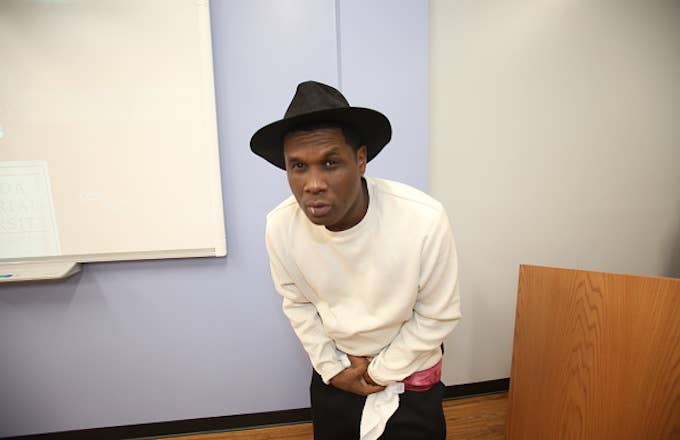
top-left (250, 81), bottom-right (392, 170)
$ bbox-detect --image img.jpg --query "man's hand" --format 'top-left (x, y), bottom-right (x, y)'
top-left (330, 355), bottom-right (385, 396)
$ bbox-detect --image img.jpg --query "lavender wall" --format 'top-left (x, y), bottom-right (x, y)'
top-left (338, 0), bottom-right (429, 189)
top-left (0, 1), bottom-right (428, 436)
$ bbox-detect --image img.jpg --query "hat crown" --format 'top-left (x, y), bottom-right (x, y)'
top-left (284, 81), bottom-right (349, 119)
top-left (250, 80), bottom-right (391, 170)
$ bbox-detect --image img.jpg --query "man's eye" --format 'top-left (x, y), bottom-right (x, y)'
top-left (324, 160), bottom-right (337, 167)
top-left (292, 162), bottom-right (305, 169)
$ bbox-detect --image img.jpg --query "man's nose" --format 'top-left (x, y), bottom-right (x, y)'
top-left (304, 169), bottom-right (327, 194)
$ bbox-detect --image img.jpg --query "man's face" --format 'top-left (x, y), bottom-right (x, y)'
top-left (283, 127), bottom-right (367, 231)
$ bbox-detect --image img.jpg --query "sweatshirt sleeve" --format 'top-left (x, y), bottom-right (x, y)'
top-left (367, 207), bottom-right (462, 385)
top-left (265, 220), bottom-right (346, 384)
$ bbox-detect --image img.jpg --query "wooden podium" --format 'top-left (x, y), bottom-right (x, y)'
top-left (507, 265), bottom-right (680, 439)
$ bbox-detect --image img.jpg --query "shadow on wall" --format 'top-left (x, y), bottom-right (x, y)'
top-left (0, 270), bottom-right (82, 307)
top-left (667, 220), bottom-right (680, 279)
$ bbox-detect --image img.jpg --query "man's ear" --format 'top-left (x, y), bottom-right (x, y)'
top-left (358, 146), bottom-right (367, 174)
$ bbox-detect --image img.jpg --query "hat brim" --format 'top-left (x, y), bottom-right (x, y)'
top-left (250, 107), bottom-right (392, 170)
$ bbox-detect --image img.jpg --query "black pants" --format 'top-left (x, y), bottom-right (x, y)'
top-left (310, 371), bottom-right (446, 440)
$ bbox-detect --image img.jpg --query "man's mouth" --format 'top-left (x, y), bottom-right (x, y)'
top-left (306, 203), bottom-right (332, 218)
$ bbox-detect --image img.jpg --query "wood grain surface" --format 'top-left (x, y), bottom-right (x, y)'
top-left (507, 265), bottom-right (680, 440)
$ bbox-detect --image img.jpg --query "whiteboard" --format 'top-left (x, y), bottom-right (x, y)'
top-left (0, 0), bottom-right (226, 279)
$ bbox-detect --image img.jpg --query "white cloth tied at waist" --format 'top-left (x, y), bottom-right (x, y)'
top-left (337, 352), bottom-right (404, 440)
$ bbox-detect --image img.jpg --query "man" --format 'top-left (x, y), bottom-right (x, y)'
top-left (251, 81), bottom-right (461, 439)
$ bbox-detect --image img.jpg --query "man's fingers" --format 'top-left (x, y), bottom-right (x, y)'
top-left (357, 377), bottom-right (386, 395)
top-left (331, 365), bottom-right (386, 396)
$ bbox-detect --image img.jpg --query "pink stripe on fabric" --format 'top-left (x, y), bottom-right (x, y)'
top-left (403, 360), bottom-right (442, 392)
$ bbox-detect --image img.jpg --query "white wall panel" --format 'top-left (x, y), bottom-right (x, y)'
top-left (431, 0), bottom-right (680, 385)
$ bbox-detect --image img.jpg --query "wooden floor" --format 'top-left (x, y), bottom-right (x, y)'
top-left (164, 392), bottom-right (507, 440)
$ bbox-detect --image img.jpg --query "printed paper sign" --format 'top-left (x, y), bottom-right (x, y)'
top-left (0, 161), bottom-right (61, 259)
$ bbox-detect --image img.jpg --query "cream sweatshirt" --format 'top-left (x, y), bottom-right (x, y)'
top-left (265, 177), bottom-right (461, 385)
